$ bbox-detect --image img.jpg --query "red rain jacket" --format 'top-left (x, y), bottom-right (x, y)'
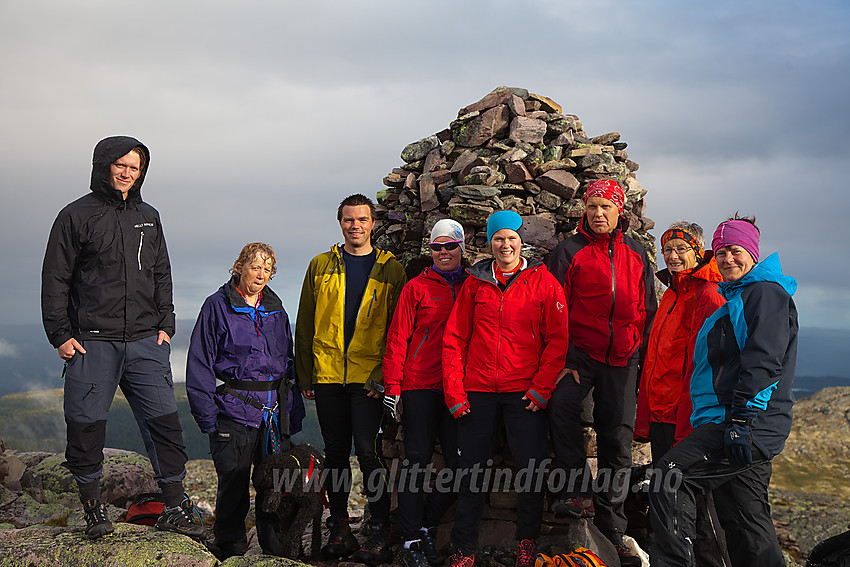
top-left (442, 258), bottom-right (569, 418)
top-left (383, 267), bottom-right (466, 396)
top-left (634, 253), bottom-right (725, 441)
top-left (547, 219), bottom-right (657, 368)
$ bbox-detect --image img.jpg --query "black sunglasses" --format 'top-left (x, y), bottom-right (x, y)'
top-left (429, 241), bottom-right (462, 252)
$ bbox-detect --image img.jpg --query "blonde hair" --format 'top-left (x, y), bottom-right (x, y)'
top-left (230, 242), bottom-right (277, 282)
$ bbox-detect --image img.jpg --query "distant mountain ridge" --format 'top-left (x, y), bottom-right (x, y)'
top-left (0, 383), bottom-right (322, 459)
top-left (1, 322), bottom-right (848, 398)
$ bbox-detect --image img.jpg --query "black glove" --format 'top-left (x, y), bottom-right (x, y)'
top-left (382, 394), bottom-right (400, 422)
top-left (724, 416), bottom-right (753, 467)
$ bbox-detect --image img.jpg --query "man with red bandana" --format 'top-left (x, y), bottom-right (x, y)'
top-left (546, 179), bottom-right (657, 566)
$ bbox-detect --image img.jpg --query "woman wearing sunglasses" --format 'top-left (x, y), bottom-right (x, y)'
top-left (383, 218), bottom-right (469, 567)
top-left (442, 210), bottom-right (569, 567)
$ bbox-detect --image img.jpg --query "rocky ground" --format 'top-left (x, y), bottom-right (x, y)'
top-left (1, 390), bottom-right (848, 566)
top-left (771, 487), bottom-right (850, 563)
top-left (0, 444), bottom-right (815, 567)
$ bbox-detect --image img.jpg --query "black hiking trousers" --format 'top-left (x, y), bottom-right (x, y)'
top-left (649, 422), bottom-right (784, 567)
top-left (314, 382), bottom-right (390, 524)
top-left (397, 389), bottom-right (459, 541)
top-left (451, 391), bottom-right (549, 556)
top-left (548, 347), bottom-right (638, 543)
top-left (650, 422), bottom-right (731, 567)
top-left (209, 416), bottom-right (281, 555)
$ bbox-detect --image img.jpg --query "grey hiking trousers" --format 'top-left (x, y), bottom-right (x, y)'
top-left (63, 335), bottom-right (188, 486)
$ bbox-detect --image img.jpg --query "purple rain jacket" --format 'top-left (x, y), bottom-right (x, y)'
top-left (186, 277), bottom-right (304, 435)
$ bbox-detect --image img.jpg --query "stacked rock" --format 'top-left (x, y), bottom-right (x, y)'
top-left (374, 86), bottom-right (655, 274)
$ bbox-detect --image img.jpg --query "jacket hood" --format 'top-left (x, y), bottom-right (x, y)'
top-left (225, 276), bottom-right (284, 312)
top-left (467, 256), bottom-right (542, 285)
top-left (718, 252), bottom-right (797, 299)
top-left (90, 136), bottom-right (150, 204)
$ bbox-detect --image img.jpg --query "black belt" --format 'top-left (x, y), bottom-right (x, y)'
top-left (221, 378), bottom-right (282, 392)
top-left (216, 378), bottom-right (284, 411)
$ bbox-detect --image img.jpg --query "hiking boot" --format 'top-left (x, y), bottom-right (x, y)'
top-left (82, 499), bottom-right (114, 540)
top-left (399, 541), bottom-right (431, 567)
top-left (321, 516), bottom-right (359, 560)
top-left (614, 543), bottom-right (641, 567)
top-left (351, 522), bottom-right (393, 566)
top-left (206, 539), bottom-right (247, 560)
top-left (515, 539), bottom-right (536, 567)
top-left (449, 550), bottom-right (475, 567)
top-left (420, 527), bottom-right (445, 565)
top-left (155, 497), bottom-right (206, 538)
top-left (551, 496), bottom-right (595, 519)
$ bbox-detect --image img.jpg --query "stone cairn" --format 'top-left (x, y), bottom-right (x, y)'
top-left (374, 86), bottom-right (656, 277)
top-left (375, 87), bottom-right (656, 560)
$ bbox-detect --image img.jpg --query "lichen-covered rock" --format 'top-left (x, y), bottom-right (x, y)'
top-left (448, 203), bottom-right (494, 227)
top-left (0, 523), bottom-right (216, 567)
top-left (401, 135), bottom-right (440, 163)
top-left (222, 555), bottom-right (308, 566)
top-left (25, 449), bottom-right (157, 507)
top-left (0, 486), bottom-right (79, 527)
top-left (451, 105), bottom-right (511, 148)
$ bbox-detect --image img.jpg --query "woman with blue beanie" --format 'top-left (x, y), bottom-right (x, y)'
top-left (442, 210), bottom-right (569, 567)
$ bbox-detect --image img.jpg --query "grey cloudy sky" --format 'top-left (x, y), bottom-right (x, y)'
top-left (2, 0), bottom-right (849, 333)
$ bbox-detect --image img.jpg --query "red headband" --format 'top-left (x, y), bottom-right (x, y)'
top-left (584, 179), bottom-right (625, 214)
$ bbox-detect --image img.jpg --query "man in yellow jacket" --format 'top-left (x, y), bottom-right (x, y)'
top-left (296, 194), bottom-right (406, 566)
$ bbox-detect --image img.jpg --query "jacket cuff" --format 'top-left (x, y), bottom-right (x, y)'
top-left (449, 400), bottom-right (470, 419)
top-left (730, 406), bottom-right (759, 421)
top-left (525, 388), bottom-right (548, 409)
top-left (50, 331), bottom-right (74, 350)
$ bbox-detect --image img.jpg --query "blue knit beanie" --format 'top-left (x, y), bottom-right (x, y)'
top-left (487, 210), bottom-right (523, 242)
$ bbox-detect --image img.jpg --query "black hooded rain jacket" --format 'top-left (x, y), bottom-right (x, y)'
top-left (41, 136), bottom-right (175, 348)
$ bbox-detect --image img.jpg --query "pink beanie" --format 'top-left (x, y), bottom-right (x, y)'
top-left (712, 220), bottom-right (760, 262)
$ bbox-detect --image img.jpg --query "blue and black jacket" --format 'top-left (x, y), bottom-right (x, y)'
top-left (690, 253), bottom-right (798, 459)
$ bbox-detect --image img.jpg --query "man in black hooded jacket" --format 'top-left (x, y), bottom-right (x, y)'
top-left (41, 136), bottom-right (204, 540)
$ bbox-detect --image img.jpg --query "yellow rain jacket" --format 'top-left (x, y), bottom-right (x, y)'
top-left (295, 245), bottom-right (406, 392)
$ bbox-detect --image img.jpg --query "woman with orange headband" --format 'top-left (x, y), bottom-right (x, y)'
top-left (635, 221), bottom-right (725, 461)
top-left (634, 221), bottom-right (729, 566)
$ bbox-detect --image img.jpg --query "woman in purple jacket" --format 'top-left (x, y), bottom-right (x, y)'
top-left (186, 242), bottom-right (304, 559)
